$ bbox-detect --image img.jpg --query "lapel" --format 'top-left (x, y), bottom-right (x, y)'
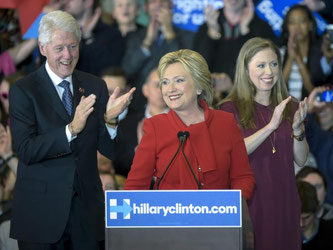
top-left (71, 71), bottom-right (86, 120)
top-left (36, 66), bottom-right (70, 123)
top-left (36, 66), bottom-right (85, 123)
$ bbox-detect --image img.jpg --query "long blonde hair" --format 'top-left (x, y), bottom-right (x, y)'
top-left (220, 37), bottom-right (292, 129)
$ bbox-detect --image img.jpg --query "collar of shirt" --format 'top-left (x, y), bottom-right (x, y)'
top-left (45, 61), bottom-right (73, 98)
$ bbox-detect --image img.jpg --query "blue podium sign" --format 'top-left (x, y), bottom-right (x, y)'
top-left (105, 190), bottom-right (241, 228)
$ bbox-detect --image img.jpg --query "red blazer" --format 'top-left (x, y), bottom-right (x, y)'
top-left (125, 101), bottom-right (255, 199)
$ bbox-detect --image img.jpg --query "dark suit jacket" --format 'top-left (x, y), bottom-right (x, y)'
top-left (9, 65), bottom-right (115, 243)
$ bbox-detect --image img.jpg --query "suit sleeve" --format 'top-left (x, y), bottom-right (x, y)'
top-left (125, 118), bottom-right (156, 190)
top-left (97, 81), bottom-right (116, 159)
top-left (9, 83), bottom-right (71, 165)
top-left (228, 117), bottom-right (255, 200)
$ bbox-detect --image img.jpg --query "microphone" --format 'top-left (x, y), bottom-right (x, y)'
top-left (156, 131), bottom-right (201, 190)
top-left (180, 131), bottom-right (201, 189)
top-left (156, 131), bottom-right (186, 190)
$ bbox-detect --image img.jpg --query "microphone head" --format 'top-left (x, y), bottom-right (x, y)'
top-left (178, 131), bottom-right (185, 142)
top-left (184, 131), bottom-right (190, 138)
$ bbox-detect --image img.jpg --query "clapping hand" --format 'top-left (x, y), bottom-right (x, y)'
top-left (268, 96), bottom-right (292, 130)
top-left (205, 5), bottom-right (220, 38)
top-left (71, 94), bottom-right (96, 134)
top-left (292, 97), bottom-right (308, 131)
top-left (158, 6), bottom-right (175, 40)
top-left (105, 87), bottom-right (136, 121)
top-left (239, 0), bottom-right (254, 35)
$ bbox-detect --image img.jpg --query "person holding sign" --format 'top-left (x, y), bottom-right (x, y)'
top-left (219, 37), bottom-right (309, 250)
top-left (125, 49), bottom-right (254, 201)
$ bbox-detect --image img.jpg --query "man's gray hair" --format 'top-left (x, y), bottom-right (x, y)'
top-left (38, 10), bottom-right (81, 45)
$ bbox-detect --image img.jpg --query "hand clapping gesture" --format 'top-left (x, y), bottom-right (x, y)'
top-left (292, 97), bottom-right (308, 131)
top-left (105, 87), bottom-right (136, 123)
top-left (205, 5), bottom-right (221, 39)
top-left (239, 0), bottom-right (254, 35)
top-left (268, 96), bottom-right (292, 131)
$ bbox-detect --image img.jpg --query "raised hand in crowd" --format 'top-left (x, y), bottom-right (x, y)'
top-left (157, 5), bottom-right (175, 40)
top-left (321, 32), bottom-right (333, 64)
top-left (0, 125), bottom-right (17, 175)
top-left (239, 0), bottom-right (255, 35)
top-left (204, 5), bottom-right (221, 39)
top-left (307, 86), bottom-right (331, 113)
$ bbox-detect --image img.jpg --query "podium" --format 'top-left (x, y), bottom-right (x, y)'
top-left (105, 191), bottom-right (253, 250)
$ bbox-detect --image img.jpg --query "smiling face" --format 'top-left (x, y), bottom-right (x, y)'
top-left (160, 63), bottom-right (199, 112)
top-left (112, 0), bottom-right (138, 25)
top-left (248, 48), bottom-right (279, 96)
top-left (39, 29), bottom-right (79, 79)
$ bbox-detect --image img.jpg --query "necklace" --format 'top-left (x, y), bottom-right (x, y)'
top-left (258, 109), bottom-right (276, 154)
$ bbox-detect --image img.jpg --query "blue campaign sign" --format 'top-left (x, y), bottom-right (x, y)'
top-left (105, 190), bottom-right (241, 228)
top-left (256, 0), bottom-right (327, 36)
top-left (172, 0), bottom-right (223, 32)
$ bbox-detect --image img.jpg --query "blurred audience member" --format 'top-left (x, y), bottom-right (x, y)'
top-left (0, 39), bottom-right (37, 77)
top-left (97, 152), bottom-right (125, 190)
top-left (99, 170), bottom-right (117, 191)
top-left (111, 0), bottom-right (142, 38)
top-left (211, 72), bottom-right (233, 108)
top-left (306, 86), bottom-right (333, 204)
top-left (220, 37), bottom-right (309, 250)
top-left (1, 70), bottom-right (26, 115)
top-left (64, 0), bottom-right (124, 76)
top-left (297, 181), bottom-right (333, 250)
top-left (137, 68), bottom-right (168, 143)
top-left (122, 0), bottom-right (194, 108)
top-left (297, 166), bottom-right (333, 220)
top-left (280, 4), bottom-right (332, 100)
top-left (102, 66), bottom-right (129, 96)
top-left (0, 165), bottom-right (18, 250)
top-left (303, 0), bottom-right (333, 23)
top-left (194, 0), bottom-right (275, 84)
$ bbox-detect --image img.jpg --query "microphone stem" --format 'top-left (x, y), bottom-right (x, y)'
top-left (156, 138), bottom-right (184, 190)
top-left (181, 142), bottom-right (201, 189)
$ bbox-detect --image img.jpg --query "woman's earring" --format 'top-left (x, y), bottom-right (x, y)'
top-left (197, 89), bottom-right (202, 95)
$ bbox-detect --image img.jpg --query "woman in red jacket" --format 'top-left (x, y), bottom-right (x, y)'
top-left (125, 49), bottom-right (254, 200)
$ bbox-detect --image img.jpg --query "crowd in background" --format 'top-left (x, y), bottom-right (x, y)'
top-left (0, 0), bottom-right (333, 249)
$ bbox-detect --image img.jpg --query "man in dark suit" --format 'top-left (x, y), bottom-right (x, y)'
top-left (8, 10), bottom-right (135, 250)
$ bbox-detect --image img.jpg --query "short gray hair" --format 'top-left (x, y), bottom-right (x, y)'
top-left (38, 10), bottom-right (81, 45)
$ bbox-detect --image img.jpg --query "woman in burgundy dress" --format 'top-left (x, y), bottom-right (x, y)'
top-left (220, 37), bottom-right (309, 250)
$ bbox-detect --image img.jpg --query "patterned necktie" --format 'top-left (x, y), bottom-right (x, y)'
top-left (59, 80), bottom-right (73, 116)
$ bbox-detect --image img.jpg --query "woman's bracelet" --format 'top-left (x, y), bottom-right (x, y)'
top-left (291, 130), bottom-right (305, 141)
